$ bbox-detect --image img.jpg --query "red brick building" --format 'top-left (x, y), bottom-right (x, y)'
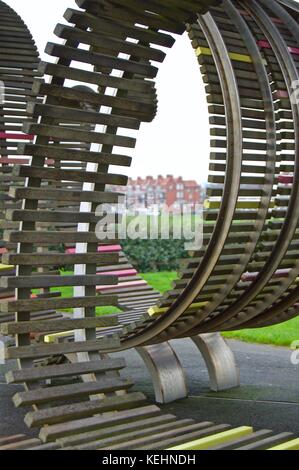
top-left (121, 175), bottom-right (202, 212)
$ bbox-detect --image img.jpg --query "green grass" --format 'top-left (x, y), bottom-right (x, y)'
top-left (222, 321), bottom-right (299, 348)
top-left (40, 270), bottom-right (298, 348)
top-left (141, 271), bottom-right (177, 292)
top-left (137, 272), bottom-right (299, 348)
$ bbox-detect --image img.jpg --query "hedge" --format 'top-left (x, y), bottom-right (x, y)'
top-left (122, 238), bottom-right (189, 273)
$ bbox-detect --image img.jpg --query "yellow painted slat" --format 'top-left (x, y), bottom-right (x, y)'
top-left (168, 426), bottom-right (253, 450)
top-left (44, 326), bottom-right (112, 343)
top-left (268, 438), bottom-right (299, 451)
top-left (148, 301), bottom-right (208, 317)
top-left (205, 200), bottom-right (275, 210)
top-left (44, 331), bottom-right (73, 343)
top-left (0, 264), bottom-right (14, 271)
top-left (196, 46), bottom-right (213, 57)
top-left (196, 46), bottom-right (267, 65)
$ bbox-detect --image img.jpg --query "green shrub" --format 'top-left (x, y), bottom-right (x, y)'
top-left (122, 238), bottom-right (189, 272)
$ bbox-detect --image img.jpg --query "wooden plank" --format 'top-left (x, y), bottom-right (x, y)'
top-left (268, 438), bottom-right (299, 450)
top-left (14, 164), bottom-right (128, 185)
top-left (25, 392), bottom-right (146, 427)
top-left (1, 295), bottom-right (118, 313)
top-left (104, 421), bottom-right (217, 451)
top-left (38, 61), bottom-right (152, 94)
top-left (209, 430), bottom-right (275, 450)
top-left (45, 43), bottom-right (158, 78)
top-left (75, 0), bottom-right (184, 34)
top-left (0, 438), bottom-right (41, 450)
top-left (33, 82), bottom-right (156, 118)
top-left (0, 273), bottom-right (117, 289)
top-left (57, 414), bottom-right (177, 447)
top-left (1, 316), bottom-right (118, 335)
top-left (7, 357), bottom-right (125, 383)
top-left (237, 433), bottom-right (294, 450)
top-left (168, 427), bottom-right (253, 450)
top-left (2, 252), bottom-right (119, 267)
top-left (54, 24), bottom-right (165, 62)
top-left (27, 442), bottom-right (61, 450)
top-left (63, 8), bottom-right (175, 48)
top-left (22, 122), bottom-right (136, 149)
top-left (0, 434), bottom-right (26, 446)
top-left (6, 337), bottom-right (120, 360)
top-left (39, 405), bottom-right (161, 442)
top-left (13, 377), bottom-right (133, 407)
top-left (75, 419), bottom-right (199, 450)
top-left (9, 187), bottom-right (123, 204)
top-left (18, 143), bottom-right (132, 166)
top-left (28, 102), bottom-right (140, 130)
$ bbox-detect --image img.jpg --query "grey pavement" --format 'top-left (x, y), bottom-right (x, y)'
top-left (0, 339), bottom-right (298, 438)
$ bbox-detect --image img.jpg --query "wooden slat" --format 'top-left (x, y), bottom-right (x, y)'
top-left (13, 377), bottom-right (134, 407)
top-left (25, 392), bottom-right (147, 428)
top-left (102, 421), bottom-right (218, 451)
top-left (0, 438), bottom-right (41, 450)
top-left (2, 252), bottom-right (119, 267)
top-left (237, 432), bottom-right (295, 450)
top-left (6, 337), bottom-right (120, 360)
top-left (74, 419), bottom-right (200, 450)
top-left (1, 316), bottom-right (118, 335)
top-left (45, 43), bottom-right (158, 78)
top-left (39, 405), bottom-right (161, 442)
top-left (18, 143), bottom-right (132, 166)
top-left (1, 295), bottom-right (117, 313)
top-left (15, 164), bottom-right (128, 185)
top-left (28, 102), bottom-right (140, 130)
top-left (0, 273), bottom-right (117, 289)
top-left (6, 357), bottom-right (125, 384)
top-left (57, 414), bottom-right (177, 447)
top-left (168, 427), bottom-right (253, 450)
top-left (22, 122), bottom-right (136, 149)
top-left (209, 430), bottom-right (274, 450)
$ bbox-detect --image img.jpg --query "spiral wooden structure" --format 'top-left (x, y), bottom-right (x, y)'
top-left (1, 0), bottom-right (299, 450)
top-left (0, 0), bottom-right (40, 312)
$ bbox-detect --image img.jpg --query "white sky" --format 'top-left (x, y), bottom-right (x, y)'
top-left (5, 1), bottom-right (211, 182)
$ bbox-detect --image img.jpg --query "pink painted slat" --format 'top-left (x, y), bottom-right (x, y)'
top-left (278, 174), bottom-right (293, 184)
top-left (98, 269), bottom-right (137, 277)
top-left (0, 132), bottom-right (35, 140)
top-left (0, 158), bottom-right (30, 164)
top-left (241, 269), bottom-right (290, 282)
top-left (257, 40), bottom-right (271, 49)
top-left (66, 245), bottom-right (121, 254)
top-left (0, 293), bottom-right (38, 303)
top-left (275, 90), bottom-right (288, 99)
top-left (288, 46), bottom-right (299, 55)
top-left (240, 10), bottom-right (283, 23)
top-left (258, 40), bottom-right (299, 55)
top-left (96, 280), bottom-right (147, 291)
top-left (97, 245), bottom-right (121, 253)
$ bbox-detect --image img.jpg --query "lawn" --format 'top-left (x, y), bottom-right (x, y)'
top-left (46, 271), bottom-right (298, 348)
top-left (142, 272), bottom-right (299, 348)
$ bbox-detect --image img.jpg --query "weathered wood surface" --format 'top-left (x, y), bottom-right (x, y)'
top-left (2, 0), bottom-right (299, 451)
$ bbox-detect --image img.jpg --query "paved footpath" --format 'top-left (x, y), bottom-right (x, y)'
top-left (0, 339), bottom-right (298, 437)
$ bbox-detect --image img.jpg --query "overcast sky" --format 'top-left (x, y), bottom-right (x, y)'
top-left (6, 1), bottom-right (213, 182)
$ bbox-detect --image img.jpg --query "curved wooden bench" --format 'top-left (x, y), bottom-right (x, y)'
top-left (1, 425), bottom-right (299, 450)
top-left (2, 0), bottom-right (299, 451)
